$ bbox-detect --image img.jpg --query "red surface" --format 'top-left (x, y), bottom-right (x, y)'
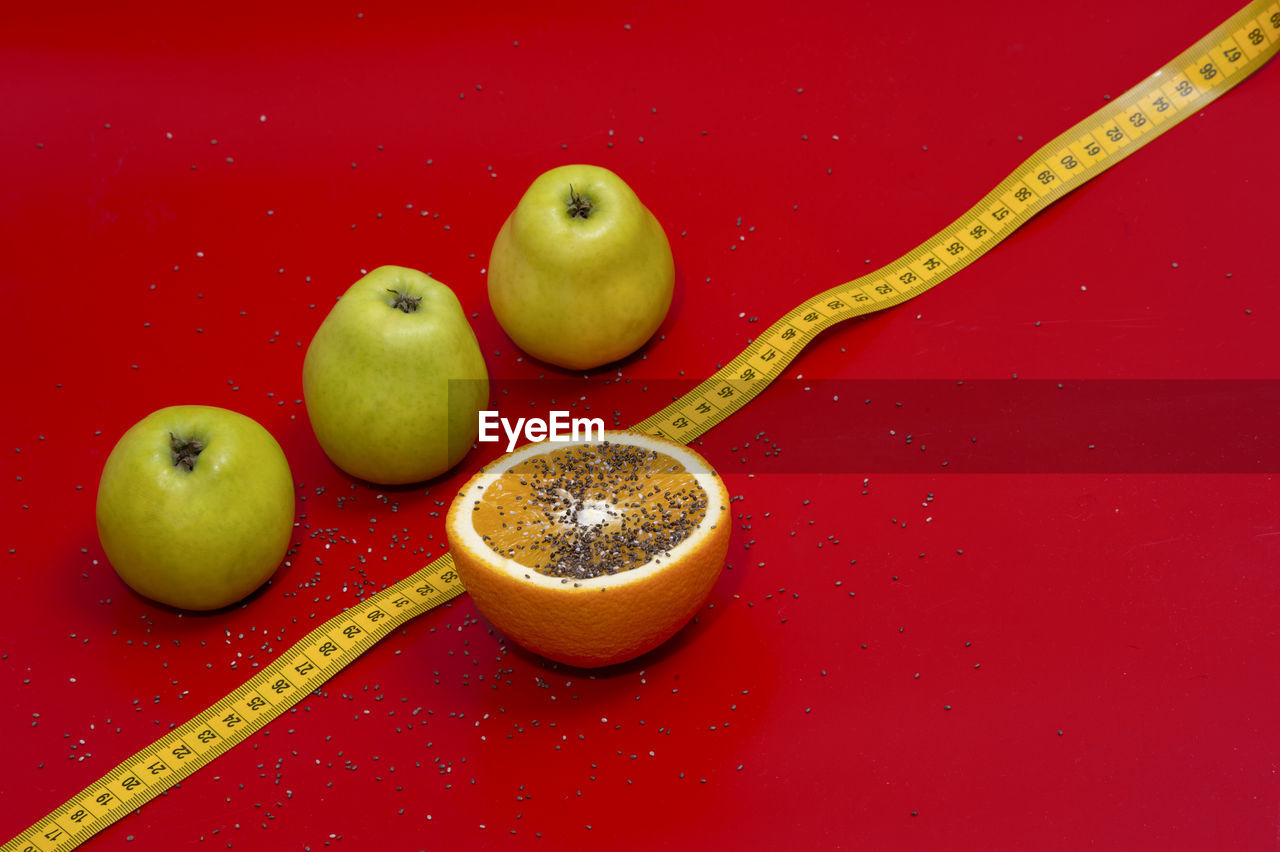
top-left (3, 2), bottom-right (1279, 849)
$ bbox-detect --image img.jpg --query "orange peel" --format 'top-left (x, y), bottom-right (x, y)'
top-left (445, 430), bottom-right (731, 667)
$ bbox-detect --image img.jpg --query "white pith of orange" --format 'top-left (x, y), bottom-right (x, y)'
top-left (445, 430), bottom-right (731, 668)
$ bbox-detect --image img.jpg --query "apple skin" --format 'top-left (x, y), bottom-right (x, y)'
top-left (302, 265), bottom-right (490, 484)
top-left (488, 164), bottom-right (674, 370)
top-left (95, 405), bottom-right (295, 611)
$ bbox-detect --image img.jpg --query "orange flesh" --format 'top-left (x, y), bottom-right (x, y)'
top-left (471, 442), bottom-right (709, 579)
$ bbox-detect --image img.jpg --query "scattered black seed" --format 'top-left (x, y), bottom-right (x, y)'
top-left (476, 442), bottom-right (711, 580)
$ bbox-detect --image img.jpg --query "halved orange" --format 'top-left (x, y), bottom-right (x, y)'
top-left (445, 430), bottom-right (731, 668)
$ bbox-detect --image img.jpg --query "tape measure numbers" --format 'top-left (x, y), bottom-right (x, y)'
top-left (636, 0), bottom-right (1280, 443)
top-left (7, 3), bottom-right (1278, 850)
top-left (7, 562), bottom-right (465, 852)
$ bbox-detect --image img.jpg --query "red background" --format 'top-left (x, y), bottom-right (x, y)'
top-left (3, 2), bottom-right (1278, 849)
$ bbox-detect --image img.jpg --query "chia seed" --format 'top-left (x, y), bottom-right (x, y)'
top-left (476, 442), bottom-right (710, 580)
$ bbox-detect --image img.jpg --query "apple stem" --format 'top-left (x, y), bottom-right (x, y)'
top-left (170, 433), bottom-right (205, 471)
top-left (387, 289), bottom-right (422, 313)
top-left (566, 184), bottom-right (593, 220)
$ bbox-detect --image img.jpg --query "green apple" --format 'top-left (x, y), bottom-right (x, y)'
top-left (96, 405), bottom-right (295, 611)
top-left (302, 265), bottom-right (490, 484)
top-left (488, 164), bottom-right (674, 370)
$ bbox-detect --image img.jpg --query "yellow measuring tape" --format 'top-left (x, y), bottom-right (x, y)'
top-left (7, 4), bottom-right (1277, 849)
top-left (635, 2), bottom-right (1280, 443)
